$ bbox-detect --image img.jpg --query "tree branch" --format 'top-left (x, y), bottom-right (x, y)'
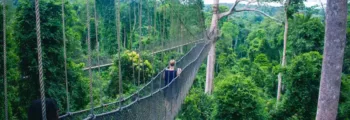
top-left (235, 9), bottom-right (283, 23)
top-left (218, 0), bottom-right (241, 19)
top-left (218, 0), bottom-right (282, 24)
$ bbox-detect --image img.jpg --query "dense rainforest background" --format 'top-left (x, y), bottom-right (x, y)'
top-left (0, 0), bottom-right (349, 119)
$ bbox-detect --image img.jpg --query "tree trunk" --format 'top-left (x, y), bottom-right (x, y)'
top-left (316, 0), bottom-right (347, 119)
top-left (205, 42), bottom-right (216, 94)
top-left (277, 1), bottom-right (289, 104)
top-left (205, 0), bottom-right (219, 94)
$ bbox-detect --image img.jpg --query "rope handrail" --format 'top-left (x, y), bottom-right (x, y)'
top-left (59, 40), bottom-right (205, 119)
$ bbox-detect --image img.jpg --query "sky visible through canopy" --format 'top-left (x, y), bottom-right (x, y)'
top-left (203, 0), bottom-right (327, 7)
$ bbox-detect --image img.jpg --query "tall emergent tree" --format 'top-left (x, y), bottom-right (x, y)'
top-left (205, 0), bottom-right (282, 94)
top-left (277, 0), bottom-right (305, 103)
top-left (276, 0), bottom-right (289, 103)
top-left (316, 0), bottom-right (348, 119)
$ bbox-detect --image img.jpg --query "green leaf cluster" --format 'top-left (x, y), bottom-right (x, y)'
top-left (213, 74), bottom-right (268, 120)
top-left (106, 50), bottom-right (154, 97)
top-left (272, 51), bottom-right (322, 119)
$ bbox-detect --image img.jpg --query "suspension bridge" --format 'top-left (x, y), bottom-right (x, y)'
top-left (60, 40), bottom-right (211, 120)
top-left (2, 0), bottom-right (212, 119)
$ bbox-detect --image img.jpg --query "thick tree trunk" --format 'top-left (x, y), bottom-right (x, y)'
top-left (316, 0), bottom-right (347, 119)
top-left (205, 42), bottom-right (216, 94)
top-left (277, 1), bottom-right (289, 104)
top-left (205, 0), bottom-right (219, 94)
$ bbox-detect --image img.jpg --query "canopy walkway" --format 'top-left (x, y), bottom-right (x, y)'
top-left (60, 39), bottom-right (211, 120)
top-left (1, 0), bottom-right (209, 119)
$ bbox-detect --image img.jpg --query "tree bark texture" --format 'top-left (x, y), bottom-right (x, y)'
top-left (205, 0), bottom-right (219, 94)
top-left (206, 42), bottom-right (216, 94)
top-left (316, 0), bottom-right (347, 119)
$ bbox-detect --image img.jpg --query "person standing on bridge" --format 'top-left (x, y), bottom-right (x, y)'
top-left (164, 59), bottom-right (182, 86)
top-left (163, 60), bottom-right (182, 115)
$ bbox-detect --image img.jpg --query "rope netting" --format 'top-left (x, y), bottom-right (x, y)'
top-left (59, 38), bottom-right (210, 119)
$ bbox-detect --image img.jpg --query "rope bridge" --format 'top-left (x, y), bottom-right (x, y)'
top-left (93, 41), bottom-right (211, 120)
top-left (59, 39), bottom-right (211, 120)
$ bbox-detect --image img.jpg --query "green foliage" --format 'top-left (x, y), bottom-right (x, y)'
top-left (229, 54), bottom-right (276, 97)
top-left (338, 75), bottom-right (350, 120)
top-left (247, 29), bottom-right (269, 60)
top-left (231, 58), bottom-right (251, 76)
top-left (288, 13), bottom-right (324, 55)
top-left (220, 22), bottom-right (239, 41)
top-left (243, 19), bottom-right (283, 62)
top-left (213, 74), bottom-right (268, 120)
top-left (0, 4), bottom-right (20, 119)
top-left (257, 19), bottom-right (283, 61)
top-left (252, 54), bottom-right (276, 95)
top-left (96, 0), bottom-right (117, 54)
top-left (254, 54), bottom-right (271, 68)
top-left (343, 15), bottom-right (350, 74)
top-left (177, 88), bottom-right (214, 120)
top-left (216, 21), bottom-right (239, 72)
top-left (181, 3), bottom-right (349, 120)
top-left (287, 0), bottom-right (306, 18)
top-left (273, 51), bottom-right (322, 119)
top-left (217, 49), bottom-right (236, 72)
top-left (106, 50), bottom-right (154, 97)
